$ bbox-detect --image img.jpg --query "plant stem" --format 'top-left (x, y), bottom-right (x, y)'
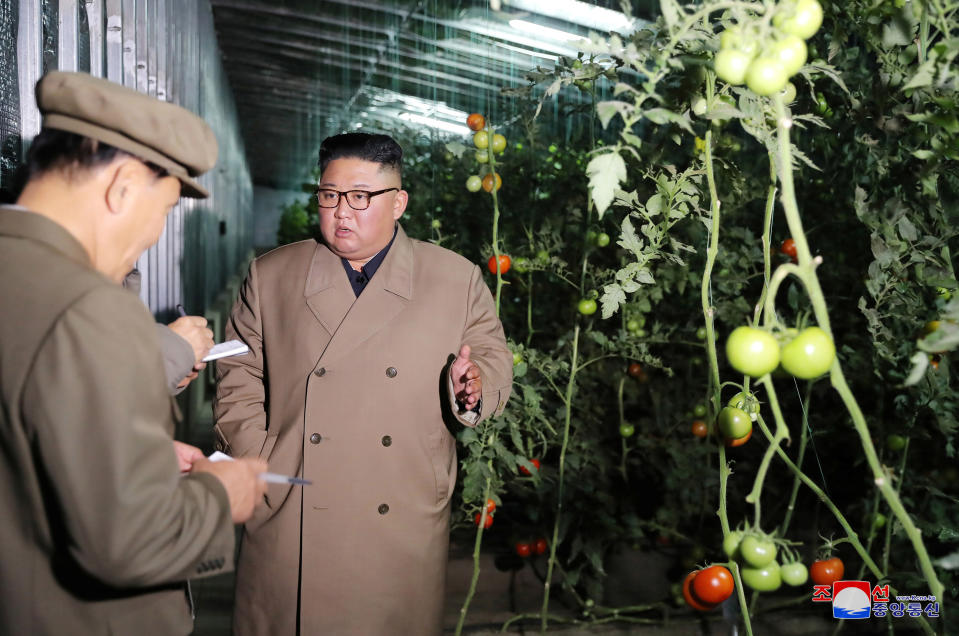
top-left (540, 324), bottom-right (580, 634)
top-left (455, 469), bottom-right (493, 636)
top-left (488, 124), bottom-right (504, 315)
top-left (779, 385), bottom-right (812, 536)
top-left (772, 93), bottom-right (944, 606)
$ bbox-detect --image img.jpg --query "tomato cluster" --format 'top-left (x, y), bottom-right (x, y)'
top-left (464, 112), bottom-right (506, 194)
top-left (725, 325), bottom-right (836, 379)
top-left (723, 530), bottom-right (810, 593)
top-left (715, 0), bottom-right (822, 96)
top-left (682, 565), bottom-right (734, 611)
top-left (515, 537), bottom-right (548, 558)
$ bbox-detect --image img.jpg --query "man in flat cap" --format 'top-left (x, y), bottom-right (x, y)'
top-left (0, 71), bottom-right (267, 636)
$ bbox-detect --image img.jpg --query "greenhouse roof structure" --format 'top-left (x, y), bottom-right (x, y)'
top-left (209, 0), bottom-right (656, 189)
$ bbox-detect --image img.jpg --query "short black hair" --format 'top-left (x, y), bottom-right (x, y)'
top-left (318, 133), bottom-right (402, 178)
top-left (25, 128), bottom-right (167, 182)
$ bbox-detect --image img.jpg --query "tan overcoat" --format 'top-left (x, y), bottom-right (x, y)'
top-left (0, 206), bottom-right (235, 636)
top-left (214, 225), bottom-right (512, 635)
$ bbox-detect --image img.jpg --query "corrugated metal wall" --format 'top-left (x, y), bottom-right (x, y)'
top-left (4, 0), bottom-right (253, 321)
top-left (3, 0), bottom-right (253, 430)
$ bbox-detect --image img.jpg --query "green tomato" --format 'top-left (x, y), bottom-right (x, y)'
top-left (770, 35), bottom-right (808, 77)
top-left (512, 352), bottom-right (523, 366)
top-left (715, 49), bottom-right (752, 85)
top-left (512, 256), bottom-right (530, 273)
top-left (726, 326), bottom-right (780, 377)
top-left (691, 96), bottom-right (708, 116)
top-left (774, 0), bottom-right (824, 40)
top-left (693, 403), bottom-right (708, 418)
top-left (718, 406), bottom-right (752, 440)
top-left (870, 512), bottom-right (887, 530)
top-left (780, 326), bottom-right (835, 379)
top-left (723, 530), bottom-right (745, 559)
top-left (727, 391), bottom-right (760, 420)
top-left (886, 434), bottom-right (907, 452)
top-left (595, 232), bottom-right (610, 247)
top-left (719, 27), bottom-right (758, 56)
top-left (473, 131), bottom-right (489, 149)
top-left (577, 299), bottom-right (598, 315)
top-left (491, 133), bottom-right (507, 154)
top-left (696, 327), bottom-right (708, 340)
top-left (619, 423), bottom-right (636, 438)
top-left (779, 81), bottom-right (797, 104)
top-left (548, 144), bottom-right (558, 154)
top-left (475, 149), bottom-right (490, 164)
top-left (780, 561), bottom-right (809, 586)
top-left (626, 319), bottom-right (641, 333)
top-left (536, 249), bottom-right (550, 263)
top-left (739, 535), bottom-right (777, 567)
top-left (741, 562), bottom-right (782, 592)
top-left (430, 219), bottom-right (442, 229)
top-left (466, 175), bottom-right (483, 192)
top-left (745, 57), bottom-right (788, 96)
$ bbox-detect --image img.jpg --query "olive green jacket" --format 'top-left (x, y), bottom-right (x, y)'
top-left (0, 206), bottom-right (234, 636)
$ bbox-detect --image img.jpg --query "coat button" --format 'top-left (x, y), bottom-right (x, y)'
top-left (378, 503), bottom-right (389, 515)
top-left (385, 367), bottom-right (397, 378)
top-left (314, 367), bottom-right (326, 377)
top-left (310, 433), bottom-right (322, 444)
top-left (381, 435), bottom-right (392, 447)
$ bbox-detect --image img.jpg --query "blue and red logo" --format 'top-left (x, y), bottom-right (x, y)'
top-left (812, 582), bottom-right (938, 620)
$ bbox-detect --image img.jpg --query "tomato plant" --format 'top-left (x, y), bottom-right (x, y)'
top-left (810, 557), bottom-right (844, 586)
top-left (740, 562), bottom-right (782, 592)
top-left (691, 565), bottom-right (735, 606)
top-left (780, 561), bottom-right (809, 586)
top-left (739, 535), bottom-right (777, 567)
top-left (691, 420), bottom-right (709, 438)
top-left (780, 326), bottom-right (836, 379)
top-left (482, 173), bottom-right (502, 192)
top-left (488, 254), bottom-right (511, 275)
top-left (682, 571), bottom-right (717, 611)
top-left (577, 299), bottom-right (598, 315)
top-left (466, 113), bottom-right (486, 131)
top-left (726, 326), bottom-right (781, 376)
top-left (718, 406), bottom-right (752, 440)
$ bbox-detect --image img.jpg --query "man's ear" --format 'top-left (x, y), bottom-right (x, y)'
top-left (103, 158), bottom-right (141, 215)
top-left (392, 188), bottom-right (409, 221)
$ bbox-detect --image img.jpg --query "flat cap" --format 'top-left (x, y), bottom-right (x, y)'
top-left (36, 71), bottom-right (217, 198)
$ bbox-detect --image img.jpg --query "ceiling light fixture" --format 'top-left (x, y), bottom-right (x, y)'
top-left (507, 19), bottom-right (587, 44)
top-left (503, 0), bottom-right (637, 34)
top-left (397, 112), bottom-right (471, 135)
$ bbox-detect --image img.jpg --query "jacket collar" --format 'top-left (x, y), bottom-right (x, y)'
top-left (0, 205), bottom-right (92, 269)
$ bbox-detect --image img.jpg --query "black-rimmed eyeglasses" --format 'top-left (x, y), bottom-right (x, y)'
top-left (316, 187), bottom-right (398, 210)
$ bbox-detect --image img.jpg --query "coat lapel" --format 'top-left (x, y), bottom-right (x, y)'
top-left (308, 225), bottom-right (414, 364)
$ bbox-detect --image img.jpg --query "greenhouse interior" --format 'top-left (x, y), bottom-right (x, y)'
top-left (1, 0), bottom-right (957, 634)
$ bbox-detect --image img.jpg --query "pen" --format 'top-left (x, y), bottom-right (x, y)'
top-left (260, 472), bottom-right (312, 486)
top-left (176, 303), bottom-right (187, 317)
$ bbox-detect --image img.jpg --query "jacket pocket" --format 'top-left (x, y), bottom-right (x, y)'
top-left (429, 429), bottom-right (457, 505)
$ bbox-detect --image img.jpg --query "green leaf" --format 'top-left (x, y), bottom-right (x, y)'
top-left (587, 151), bottom-right (627, 218)
top-left (601, 284), bottom-right (627, 318)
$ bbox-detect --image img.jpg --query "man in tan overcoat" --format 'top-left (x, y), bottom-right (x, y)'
top-left (0, 71), bottom-right (267, 636)
top-left (214, 132), bottom-right (513, 634)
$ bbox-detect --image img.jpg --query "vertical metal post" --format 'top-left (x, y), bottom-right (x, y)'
top-left (121, 0), bottom-right (135, 88)
top-left (58, 0), bottom-right (79, 72)
top-left (104, 0), bottom-right (122, 83)
top-left (17, 0), bottom-right (43, 155)
top-left (84, 0), bottom-right (103, 77)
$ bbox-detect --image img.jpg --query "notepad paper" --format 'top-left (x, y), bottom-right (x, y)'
top-left (202, 339), bottom-right (249, 362)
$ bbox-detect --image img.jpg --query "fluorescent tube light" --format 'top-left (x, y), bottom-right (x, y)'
top-left (504, 0), bottom-right (637, 33)
top-left (397, 112), bottom-right (471, 135)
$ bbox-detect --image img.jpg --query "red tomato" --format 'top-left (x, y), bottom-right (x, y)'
top-left (534, 537), bottom-right (548, 555)
top-left (627, 362), bottom-right (644, 378)
top-left (682, 571), bottom-right (718, 611)
top-left (485, 498), bottom-right (496, 514)
top-left (515, 542), bottom-right (532, 558)
top-left (482, 172), bottom-right (502, 192)
top-left (467, 113), bottom-right (486, 131)
top-left (810, 557), bottom-right (844, 586)
top-left (487, 254), bottom-right (511, 274)
top-left (520, 458), bottom-right (541, 476)
top-left (474, 512), bottom-right (493, 529)
top-left (691, 565), bottom-right (735, 606)
top-left (780, 238), bottom-right (798, 263)
top-left (725, 427), bottom-right (752, 447)
top-left (691, 420), bottom-right (709, 438)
